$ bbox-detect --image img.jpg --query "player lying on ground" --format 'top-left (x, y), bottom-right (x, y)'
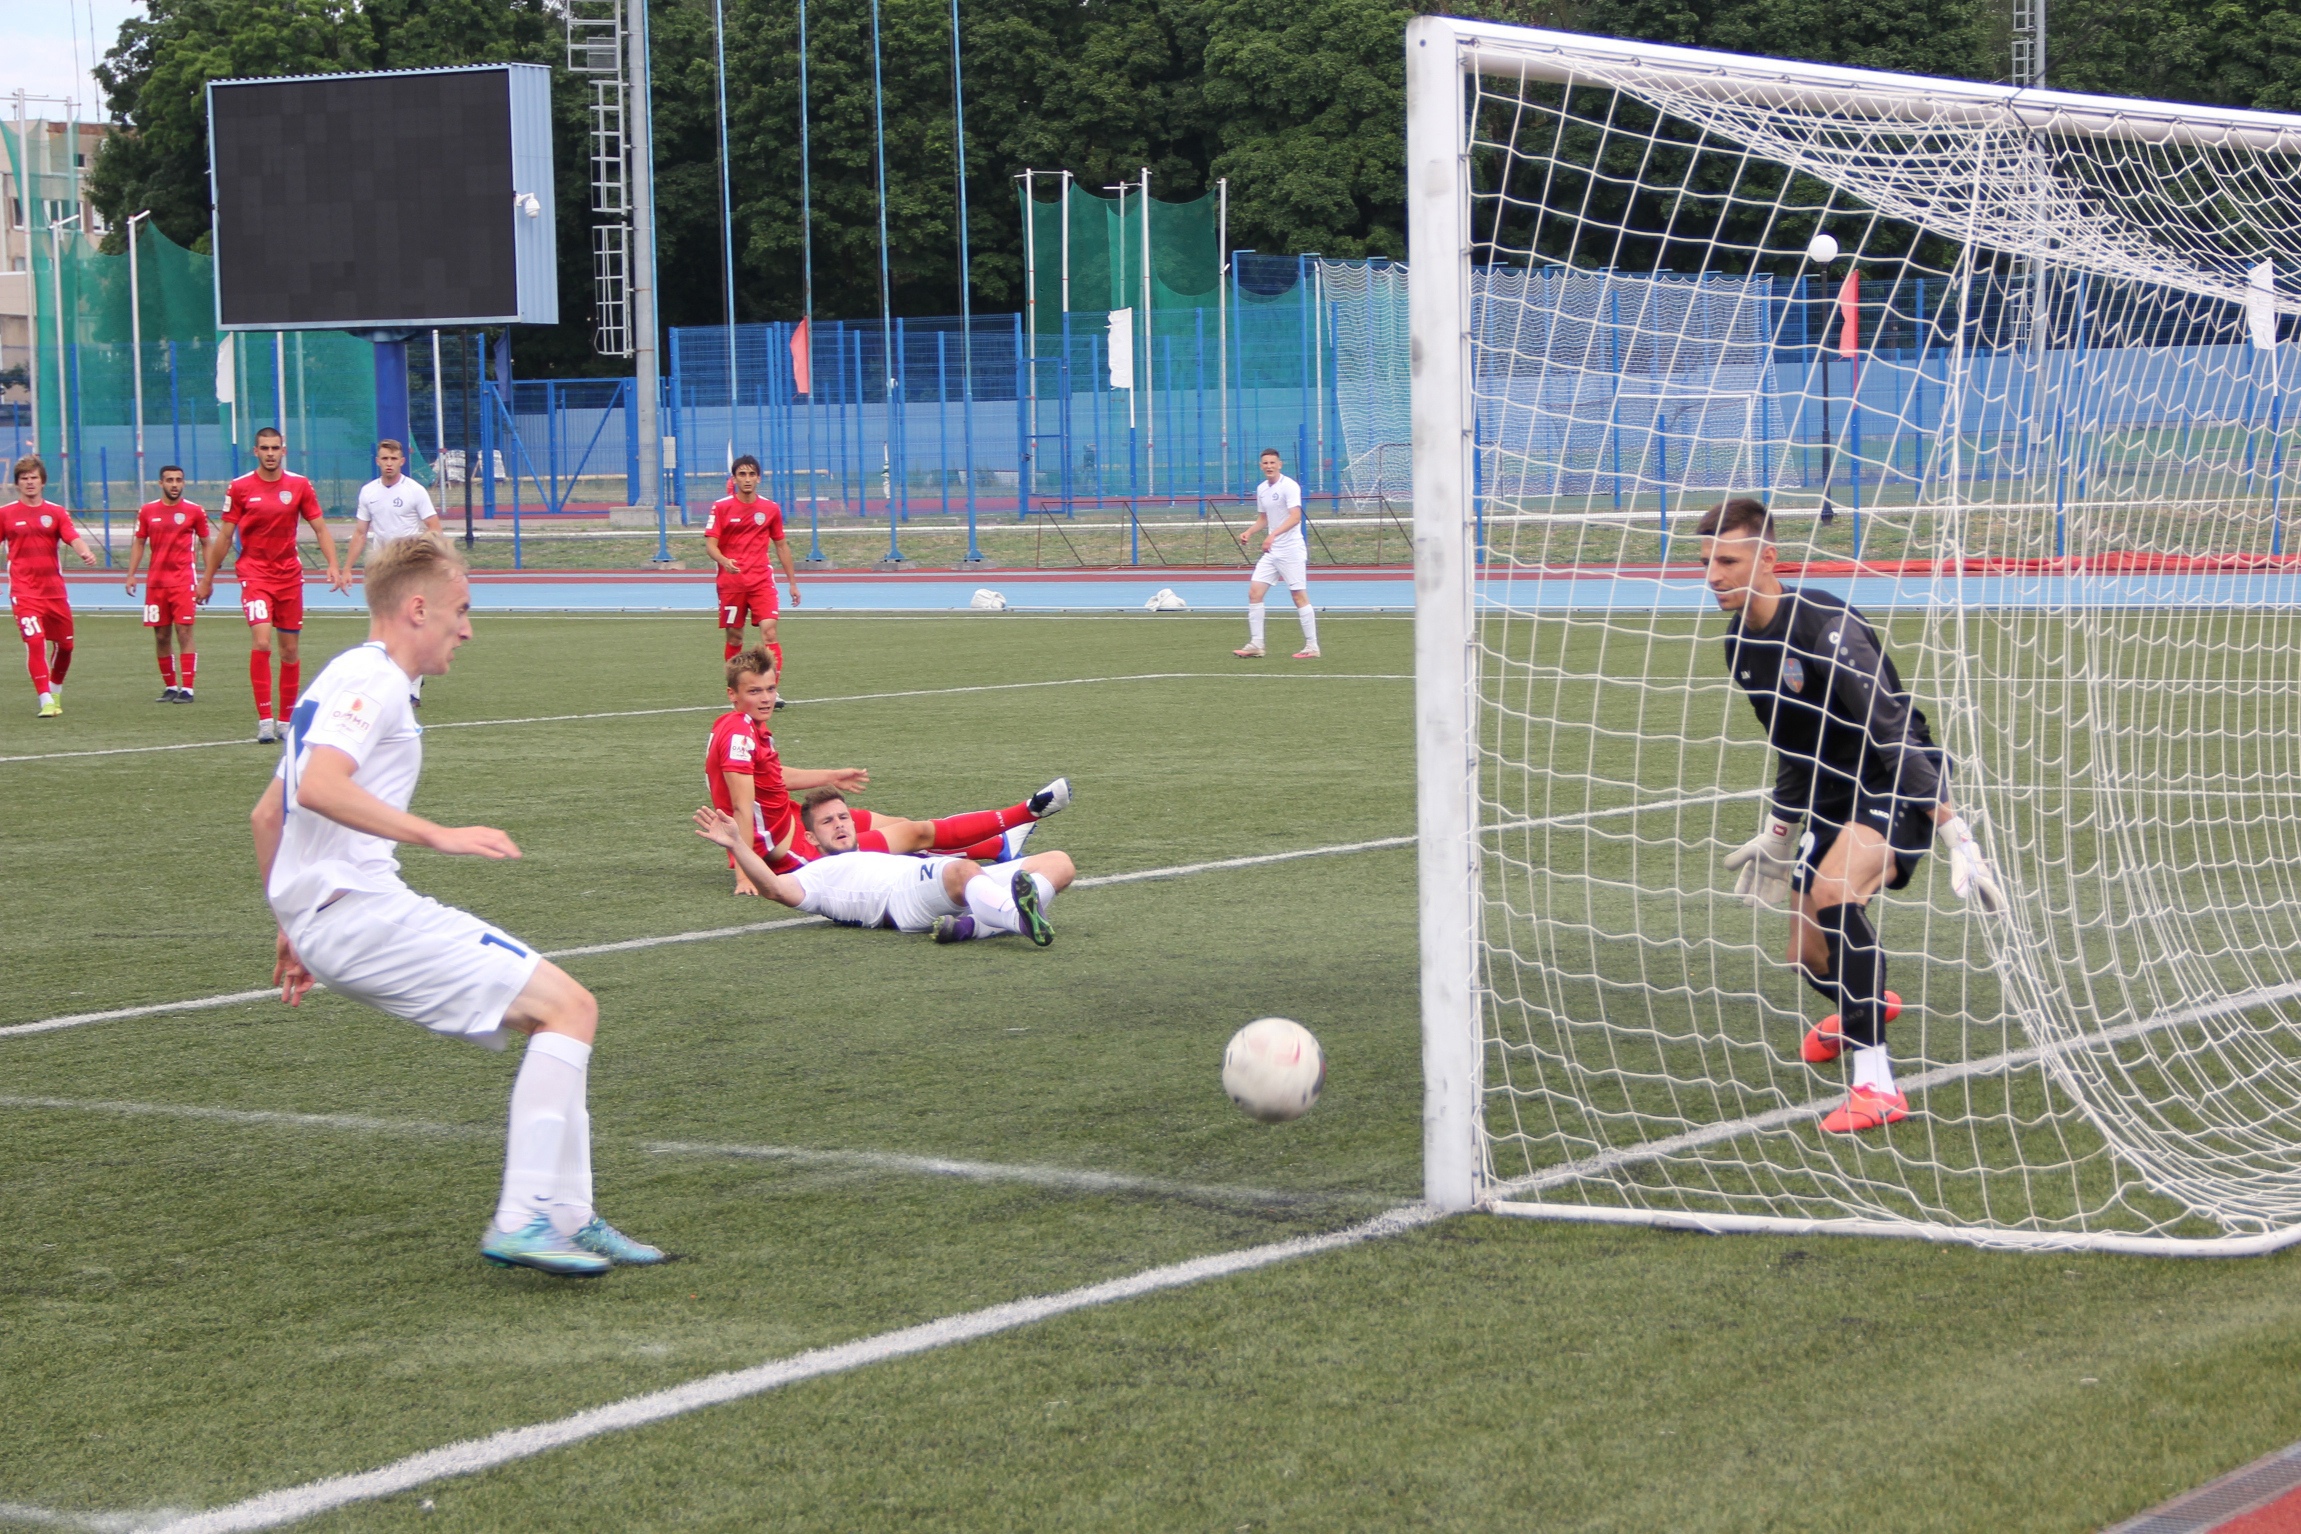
top-left (693, 792), bottom-right (1073, 945)
top-left (3, 455), bottom-right (98, 717)
top-left (1701, 497), bottom-right (2006, 1135)
top-left (198, 425), bottom-right (349, 743)
top-left (705, 456), bottom-right (800, 694)
top-left (124, 465), bottom-right (216, 702)
top-left (706, 646), bottom-right (1070, 894)
top-left (253, 533), bottom-right (665, 1277)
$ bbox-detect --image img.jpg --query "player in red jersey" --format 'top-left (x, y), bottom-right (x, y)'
top-left (3, 456), bottom-right (99, 717)
top-left (704, 456), bottom-right (800, 698)
top-left (706, 647), bottom-right (1070, 893)
top-left (197, 426), bottom-right (348, 742)
top-left (123, 465), bottom-right (217, 703)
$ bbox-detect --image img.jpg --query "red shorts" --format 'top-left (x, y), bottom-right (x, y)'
top-left (143, 584), bottom-right (199, 628)
top-left (12, 600), bottom-right (72, 646)
top-left (238, 575), bottom-right (305, 631)
top-left (717, 576), bottom-right (779, 629)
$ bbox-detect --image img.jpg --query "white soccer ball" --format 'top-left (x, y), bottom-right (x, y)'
top-left (1806, 232), bottom-right (1840, 264)
top-left (1222, 1017), bottom-right (1326, 1123)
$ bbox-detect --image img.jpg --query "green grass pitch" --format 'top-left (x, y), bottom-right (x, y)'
top-left (6, 610), bottom-right (2301, 1530)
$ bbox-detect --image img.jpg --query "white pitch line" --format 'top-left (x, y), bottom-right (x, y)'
top-left (129, 1203), bottom-right (1437, 1534)
top-left (0, 672), bottom-right (1410, 766)
top-left (1487, 978), bottom-right (2301, 1202)
top-left (0, 1503), bottom-right (182, 1533)
top-left (0, 833), bottom-right (1419, 1041)
top-left (0, 1096), bottom-right (1353, 1210)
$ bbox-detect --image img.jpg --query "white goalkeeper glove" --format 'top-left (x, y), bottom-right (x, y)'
top-left (1722, 817), bottom-right (1799, 909)
top-left (1939, 815), bottom-right (2007, 915)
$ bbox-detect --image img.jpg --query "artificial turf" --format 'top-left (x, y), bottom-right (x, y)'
top-left (4, 610), bottom-right (2299, 1531)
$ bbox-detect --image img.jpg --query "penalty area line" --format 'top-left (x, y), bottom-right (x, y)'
top-left (0, 672), bottom-right (1409, 766)
top-left (128, 1203), bottom-right (1438, 1534)
top-left (0, 833), bottom-right (1420, 1041)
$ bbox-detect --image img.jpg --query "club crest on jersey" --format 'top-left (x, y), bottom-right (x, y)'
top-left (754, 511), bottom-right (766, 525)
top-left (1782, 656), bottom-right (1807, 693)
top-left (173, 511), bottom-right (186, 524)
top-left (278, 489), bottom-right (293, 503)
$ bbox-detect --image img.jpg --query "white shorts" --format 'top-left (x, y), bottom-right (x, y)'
top-left (290, 887), bottom-right (543, 1050)
top-left (1251, 547), bottom-right (1308, 592)
top-left (884, 856), bottom-right (967, 933)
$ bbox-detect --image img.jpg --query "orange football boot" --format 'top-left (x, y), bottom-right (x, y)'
top-left (1801, 990), bottom-right (1902, 1064)
top-left (1821, 1084), bottom-right (1910, 1134)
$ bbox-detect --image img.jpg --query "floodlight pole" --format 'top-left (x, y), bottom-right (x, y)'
top-left (127, 209), bottom-right (152, 504)
top-left (629, 0), bottom-right (665, 542)
top-left (1218, 177), bottom-right (1228, 492)
top-left (713, 0), bottom-right (738, 468)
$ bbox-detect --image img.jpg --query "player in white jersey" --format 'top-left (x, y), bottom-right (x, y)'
top-left (692, 789), bottom-right (1074, 945)
top-left (1233, 448), bottom-right (1319, 660)
top-left (252, 533), bottom-right (664, 1277)
top-left (345, 439), bottom-right (442, 570)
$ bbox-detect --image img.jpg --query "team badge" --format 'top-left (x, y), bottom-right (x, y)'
top-left (173, 512), bottom-right (186, 525)
top-left (1783, 655), bottom-right (1807, 693)
top-left (39, 514), bottom-right (52, 528)
top-left (278, 489), bottom-right (293, 503)
top-left (754, 511), bottom-right (766, 525)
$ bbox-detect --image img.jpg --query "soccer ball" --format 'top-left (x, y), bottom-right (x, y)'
top-left (1806, 232), bottom-right (1840, 264)
top-left (1222, 1017), bottom-right (1326, 1123)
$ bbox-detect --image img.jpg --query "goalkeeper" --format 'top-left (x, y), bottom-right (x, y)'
top-left (1701, 498), bottom-right (2005, 1135)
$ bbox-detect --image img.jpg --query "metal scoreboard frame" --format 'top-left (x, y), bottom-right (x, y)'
top-left (206, 63), bottom-right (558, 331)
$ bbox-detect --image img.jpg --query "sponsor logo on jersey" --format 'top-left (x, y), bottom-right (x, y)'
top-left (729, 736), bottom-right (754, 762)
top-left (1783, 655), bottom-right (1807, 693)
top-left (1827, 630), bottom-right (1841, 645)
top-left (325, 694), bottom-right (378, 737)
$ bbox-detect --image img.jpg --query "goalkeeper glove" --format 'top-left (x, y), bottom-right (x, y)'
top-left (1939, 815), bottom-right (2007, 914)
top-left (1722, 817), bottom-right (1799, 909)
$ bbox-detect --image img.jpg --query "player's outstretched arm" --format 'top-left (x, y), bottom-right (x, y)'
top-left (693, 806), bottom-right (804, 906)
top-left (296, 746), bottom-right (521, 858)
top-left (1934, 804), bottom-right (2007, 914)
top-left (1722, 814), bottom-right (1798, 909)
top-left (785, 766), bottom-right (868, 794)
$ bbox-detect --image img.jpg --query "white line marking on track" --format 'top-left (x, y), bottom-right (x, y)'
top-left (126, 1204), bottom-right (1436, 1534)
top-left (1, 834), bottom-right (1418, 1039)
top-left (0, 1097), bottom-right (1361, 1210)
top-left (0, 672), bottom-right (1410, 766)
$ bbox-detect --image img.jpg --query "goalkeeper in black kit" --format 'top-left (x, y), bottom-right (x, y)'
top-left (1700, 498), bottom-right (2006, 1134)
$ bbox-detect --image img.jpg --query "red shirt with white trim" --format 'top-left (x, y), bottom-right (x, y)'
top-left (224, 471), bottom-right (323, 579)
top-left (135, 500), bottom-right (213, 586)
top-left (2, 500), bottom-right (81, 605)
top-left (704, 495), bottom-right (785, 577)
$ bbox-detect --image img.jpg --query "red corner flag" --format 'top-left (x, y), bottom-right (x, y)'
top-left (1835, 270), bottom-right (1861, 359)
top-left (790, 316), bottom-right (812, 395)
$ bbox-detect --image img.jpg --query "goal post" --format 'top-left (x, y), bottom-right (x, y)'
top-left (1407, 16), bottom-right (2301, 1252)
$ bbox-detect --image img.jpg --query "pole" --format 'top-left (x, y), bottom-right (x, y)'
top-left (128, 209), bottom-right (151, 504)
top-left (430, 329), bottom-right (445, 462)
top-left (49, 218), bottom-right (75, 500)
top-left (1021, 170), bottom-right (1036, 452)
top-left (1141, 165), bottom-right (1153, 498)
top-left (714, 0), bottom-right (738, 468)
top-left (950, 0), bottom-right (978, 559)
top-left (1218, 177), bottom-right (1228, 495)
top-left (799, 0), bottom-right (823, 562)
top-left (14, 100), bottom-right (38, 456)
top-left (870, 0), bottom-right (898, 560)
top-left (1059, 170), bottom-right (1071, 315)
top-left (629, 0), bottom-right (664, 533)
top-left (461, 330), bottom-right (476, 546)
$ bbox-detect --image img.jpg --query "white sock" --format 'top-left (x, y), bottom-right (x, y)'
top-left (550, 1095), bottom-right (594, 1236)
top-left (964, 873), bottom-right (1023, 935)
top-left (1247, 603), bottom-right (1265, 648)
top-left (1852, 1044), bottom-right (1896, 1096)
top-left (1296, 603), bottom-right (1319, 650)
top-left (496, 1031), bottom-right (592, 1234)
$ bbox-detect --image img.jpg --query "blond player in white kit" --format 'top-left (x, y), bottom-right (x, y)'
top-left (251, 534), bottom-right (665, 1277)
top-left (1233, 448), bottom-right (1319, 659)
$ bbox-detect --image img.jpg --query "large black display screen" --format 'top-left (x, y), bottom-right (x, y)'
top-left (210, 69), bottom-right (519, 328)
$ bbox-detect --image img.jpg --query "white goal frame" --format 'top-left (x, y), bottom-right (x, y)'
top-left (1407, 15), bottom-right (2301, 1251)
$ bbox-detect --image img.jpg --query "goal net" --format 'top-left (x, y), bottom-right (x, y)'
top-left (1406, 18), bottom-right (2301, 1253)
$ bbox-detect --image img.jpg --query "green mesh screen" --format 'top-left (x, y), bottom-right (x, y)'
top-left (6, 122), bottom-right (408, 520)
top-left (1021, 184), bottom-right (1220, 329)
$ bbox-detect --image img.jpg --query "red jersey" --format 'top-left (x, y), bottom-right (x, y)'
top-left (706, 709), bottom-right (765, 819)
top-left (223, 471), bottom-right (323, 577)
top-left (1, 500), bottom-right (80, 604)
top-left (135, 500), bottom-right (213, 585)
top-left (705, 495), bottom-right (785, 576)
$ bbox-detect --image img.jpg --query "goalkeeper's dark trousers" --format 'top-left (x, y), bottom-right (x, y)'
top-left (1808, 902), bottom-right (1888, 1047)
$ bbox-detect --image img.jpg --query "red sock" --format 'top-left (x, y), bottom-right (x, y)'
top-left (767, 640), bottom-right (784, 681)
top-left (159, 654), bottom-right (179, 687)
top-left (930, 804), bottom-right (1031, 849)
top-left (280, 660), bottom-right (301, 714)
top-left (181, 651), bottom-right (197, 691)
top-left (723, 637), bottom-right (743, 662)
top-left (250, 652), bottom-right (274, 719)
top-left (22, 633), bottom-right (51, 693)
top-left (48, 641), bottom-right (72, 685)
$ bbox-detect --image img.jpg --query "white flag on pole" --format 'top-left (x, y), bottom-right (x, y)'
top-left (215, 332), bottom-right (236, 403)
top-left (1107, 307), bottom-right (1134, 389)
top-left (2248, 259), bottom-right (2279, 351)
